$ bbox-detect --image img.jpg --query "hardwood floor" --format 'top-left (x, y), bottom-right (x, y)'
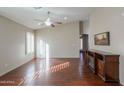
top-left (0, 54), bottom-right (120, 86)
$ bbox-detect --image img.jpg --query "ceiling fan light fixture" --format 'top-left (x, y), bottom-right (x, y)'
top-left (45, 18), bottom-right (51, 26)
top-left (45, 21), bottom-right (51, 26)
top-left (34, 11), bottom-right (62, 27)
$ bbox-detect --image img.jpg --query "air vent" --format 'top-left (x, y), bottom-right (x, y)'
top-left (33, 7), bottom-right (42, 10)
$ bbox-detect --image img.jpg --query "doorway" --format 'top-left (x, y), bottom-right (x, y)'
top-left (80, 34), bottom-right (89, 65)
top-left (80, 34), bottom-right (89, 52)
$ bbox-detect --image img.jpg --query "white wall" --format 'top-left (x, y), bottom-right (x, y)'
top-left (83, 20), bottom-right (90, 34)
top-left (36, 22), bottom-right (80, 58)
top-left (88, 8), bottom-right (124, 85)
top-left (0, 15), bottom-right (34, 76)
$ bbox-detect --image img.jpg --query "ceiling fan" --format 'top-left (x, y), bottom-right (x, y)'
top-left (34, 11), bottom-right (62, 27)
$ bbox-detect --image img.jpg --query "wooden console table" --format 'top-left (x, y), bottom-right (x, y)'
top-left (85, 49), bottom-right (120, 82)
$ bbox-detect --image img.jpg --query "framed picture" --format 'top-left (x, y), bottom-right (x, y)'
top-left (94, 32), bottom-right (110, 45)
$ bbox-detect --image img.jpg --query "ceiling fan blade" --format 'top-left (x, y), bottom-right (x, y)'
top-left (54, 21), bottom-right (62, 24)
top-left (51, 24), bottom-right (55, 27)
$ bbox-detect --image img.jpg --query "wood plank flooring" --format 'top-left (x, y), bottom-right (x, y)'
top-left (0, 54), bottom-right (120, 86)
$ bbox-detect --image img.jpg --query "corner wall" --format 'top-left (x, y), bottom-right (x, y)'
top-left (88, 8), bottom-right (124, 85)
top-left (0, 15), bottom-right (34, 76)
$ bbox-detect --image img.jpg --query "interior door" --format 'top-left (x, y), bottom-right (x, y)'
top-left (83, 34), bottom-right (88, 51)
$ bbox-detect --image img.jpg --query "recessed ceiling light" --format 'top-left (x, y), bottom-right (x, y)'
top-left (64, 16), bottom-right (67, 20)
top-left (121, 13), bottom-right (124, 16)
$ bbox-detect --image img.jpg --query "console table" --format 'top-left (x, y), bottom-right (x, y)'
top-left (85, 49), bottom-right (120, 82)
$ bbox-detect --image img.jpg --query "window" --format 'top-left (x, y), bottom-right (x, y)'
top-left (26, 32), bottom-right (34, 54)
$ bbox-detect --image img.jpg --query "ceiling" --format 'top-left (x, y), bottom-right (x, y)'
top-left (0, 7), bottom-right (96, 29)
